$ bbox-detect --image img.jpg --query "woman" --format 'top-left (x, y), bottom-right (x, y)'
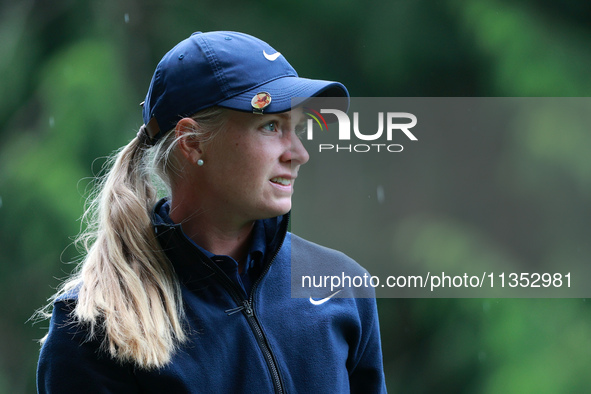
top-left (37, 31), bottom-right (386, 393)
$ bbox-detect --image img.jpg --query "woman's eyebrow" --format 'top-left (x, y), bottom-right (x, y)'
top-left (278, 111), bottom-right (306, 124)
top-left (274, 113), bottom-right (290, 120)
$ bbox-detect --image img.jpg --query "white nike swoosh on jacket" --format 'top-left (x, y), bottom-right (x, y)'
top-left (309, 289), bottom-right (342, 305)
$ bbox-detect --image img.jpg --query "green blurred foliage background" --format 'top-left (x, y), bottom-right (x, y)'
top-left (1, 0), bottom-right (590, 392)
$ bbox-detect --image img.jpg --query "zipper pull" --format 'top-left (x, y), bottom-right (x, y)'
top-left (224, 305), bottom-right (245, 315)
top-left (243, 300), bottom-right (253, 316)
top-left (225, 300), bottom-right (254, 316)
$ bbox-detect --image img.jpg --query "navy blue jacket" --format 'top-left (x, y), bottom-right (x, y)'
top-left (37, 201), bottom-right (387, 393)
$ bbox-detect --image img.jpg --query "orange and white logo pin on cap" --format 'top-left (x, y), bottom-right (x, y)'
top-left (251, 92), bottom-right (272, 114)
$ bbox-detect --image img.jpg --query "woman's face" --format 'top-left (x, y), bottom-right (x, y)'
top-left (194, 107), bottom-right (309, 225)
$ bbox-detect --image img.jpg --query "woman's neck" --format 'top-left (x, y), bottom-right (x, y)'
top-left (168, 198), bottom-right (255, 262)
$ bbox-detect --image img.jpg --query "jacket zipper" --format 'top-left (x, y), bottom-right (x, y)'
top-left (218, 280), bottom-right (285, 394)
top-left (217, 222), bottom-right (288, 394)
top-left (244, 234), bottom-right (286, 393)
top-left (156, 204), bottom-right (289, 393)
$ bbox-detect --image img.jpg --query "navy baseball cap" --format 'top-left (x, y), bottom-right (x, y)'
top-left (141, 31), bottom-right (349, 143)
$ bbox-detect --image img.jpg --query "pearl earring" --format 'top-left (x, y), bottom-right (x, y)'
top-left (197, 159), bottom-right (204, 166)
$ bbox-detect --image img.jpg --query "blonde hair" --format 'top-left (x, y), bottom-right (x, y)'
top-left (40, 106), bottom-right (228, 369)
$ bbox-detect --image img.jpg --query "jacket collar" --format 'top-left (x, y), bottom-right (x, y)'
top-left (151, 198), bottom-right (289, 289)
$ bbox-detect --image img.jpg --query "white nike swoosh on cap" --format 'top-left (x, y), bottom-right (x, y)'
top-left (309, 289), bottom-right (342, 305)
top-left (263, 50), bottom-right (281, 61)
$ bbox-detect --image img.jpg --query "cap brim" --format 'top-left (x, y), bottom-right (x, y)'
top-left (217, 76), bottom-right (349, 114)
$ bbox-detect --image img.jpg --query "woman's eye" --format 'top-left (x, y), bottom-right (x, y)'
top-left (262, 122), bottom-right (278, 132)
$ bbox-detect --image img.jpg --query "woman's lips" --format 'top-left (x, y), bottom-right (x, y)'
top-left (270, 177), bottom-right (292, 186)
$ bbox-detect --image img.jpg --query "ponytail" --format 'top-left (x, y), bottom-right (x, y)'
top-left (41, 106), bottom-right (227, 369)
top-left (43, 136), bottom-right (185, 369)
top-left (78, 136), bottom-right (188, 368)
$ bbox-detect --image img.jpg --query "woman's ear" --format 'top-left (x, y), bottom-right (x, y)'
top-left (175, 118), bottom-right (203, 165)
